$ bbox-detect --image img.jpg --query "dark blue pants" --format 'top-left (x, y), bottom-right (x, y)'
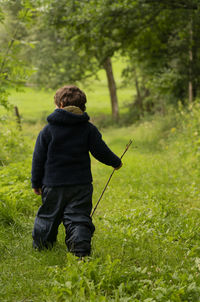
top-left (32, 184), bottom-right (95, 257)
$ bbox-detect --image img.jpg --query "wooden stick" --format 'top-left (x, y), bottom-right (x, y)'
top-left (91, 140), bottom-right (132, 217)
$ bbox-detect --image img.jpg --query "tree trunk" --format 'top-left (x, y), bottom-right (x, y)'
top-left (189, 20), bottom-right (193, 103)
top-left (103, 57), bottom-right (119, 121)
top-left (134, 71), bottom-right (143, 113)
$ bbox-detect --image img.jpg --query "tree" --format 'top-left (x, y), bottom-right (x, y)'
top-left (45, 0), bottom-right (123, 121)
top-left (45, 0), bottom-right (166, 120)
top-left (0, 0), bottom-right (34, 108)
top-left (27, 20), bottom-right (97, 89)
top-left (118, 0), bottom-right (200, 114)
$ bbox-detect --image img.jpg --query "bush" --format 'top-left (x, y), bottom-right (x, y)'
top-left (0, 115), bottom-right (37, 227)
top-left (0, 114), bottom-right (29, 166)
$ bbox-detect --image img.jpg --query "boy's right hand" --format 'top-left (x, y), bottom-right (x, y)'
top-left (33, 188), bottom-right (42, 195)
top-left (115, 162), bottom-right (123, 170)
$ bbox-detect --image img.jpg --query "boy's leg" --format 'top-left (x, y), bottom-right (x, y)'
top-left (32, 186), bottom-right (63, 249)
top-left (63, 184), bottom-right (95, 257)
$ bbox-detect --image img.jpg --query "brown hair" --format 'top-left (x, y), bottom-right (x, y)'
top-left (54, 85), bottom-right (87, 111)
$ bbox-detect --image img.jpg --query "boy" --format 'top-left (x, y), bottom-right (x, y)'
top-left (31, 85), bottom-right (122, 257)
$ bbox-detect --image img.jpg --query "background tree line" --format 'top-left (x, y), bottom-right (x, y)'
top-left (0, 0), bottom-right (200, 121)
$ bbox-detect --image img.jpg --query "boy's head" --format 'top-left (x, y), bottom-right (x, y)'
top-left (54, 85), bottom-right (87, 111)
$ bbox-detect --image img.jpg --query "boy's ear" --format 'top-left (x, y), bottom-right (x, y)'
top-left (55, 102), bottom-right (64, 109)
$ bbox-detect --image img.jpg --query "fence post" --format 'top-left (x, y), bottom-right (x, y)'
top-left (14, 106), bottom-right (22, 130)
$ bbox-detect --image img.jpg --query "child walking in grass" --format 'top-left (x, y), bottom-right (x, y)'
top-left (31, 85), bottom-right (122, 257)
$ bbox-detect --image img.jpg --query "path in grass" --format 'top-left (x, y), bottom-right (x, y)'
top-left (1, 119), bottom-right (200, 301)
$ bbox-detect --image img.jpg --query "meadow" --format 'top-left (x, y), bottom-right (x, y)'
top-left (0, 66), bottom-right (200, 301)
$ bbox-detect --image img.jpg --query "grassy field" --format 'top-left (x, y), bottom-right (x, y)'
top-left (0, 68), bottom-right (200, 301)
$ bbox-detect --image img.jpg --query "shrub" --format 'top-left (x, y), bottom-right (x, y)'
top-left (0, 114), bottom-right (29, 166)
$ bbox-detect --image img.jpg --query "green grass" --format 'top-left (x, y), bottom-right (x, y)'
top-left (0, 77), bottom-right (200, 301)
top-left (2, 56), bottom-right (133, 126)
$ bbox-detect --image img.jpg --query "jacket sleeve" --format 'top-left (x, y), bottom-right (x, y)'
top-left (88, 124), bottom-right (121, 168)
top-left (31, 126), bottom-right (50, 188)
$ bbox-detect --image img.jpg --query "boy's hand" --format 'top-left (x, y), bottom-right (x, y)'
top-left (115, 162), bottom-right (123, 170)
top-left (33, 188), bottom-right (42, 195)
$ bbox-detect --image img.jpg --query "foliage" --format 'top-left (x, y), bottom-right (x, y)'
top-left (2, 1), bottom-right (200, 118)
top-left (0, 160), bottom-right (36, 227)
top-left (47, 0), bottom-right (121, 67)
top-left (30, 0), bottom-right (200, 119)
top-left (0, 0), bottom-right (35, 108)
top-left (121, 2), bottom-right (200, 114)
top-left (0, 110), bottom-right (33, 226)
top-left (0, 114), bottom-right (30, 166)
top-left (28, 21), bottom-right (96, 89)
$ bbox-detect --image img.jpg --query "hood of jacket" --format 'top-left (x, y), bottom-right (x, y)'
top-left (47, 109), bottom-right (90, 125)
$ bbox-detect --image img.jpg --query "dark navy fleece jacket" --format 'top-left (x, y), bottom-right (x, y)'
top-left (31, 109), bottom-right (121, 188)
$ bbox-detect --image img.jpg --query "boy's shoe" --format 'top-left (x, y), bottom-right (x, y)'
top-left (74, 251), bottom-right (90, 258)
